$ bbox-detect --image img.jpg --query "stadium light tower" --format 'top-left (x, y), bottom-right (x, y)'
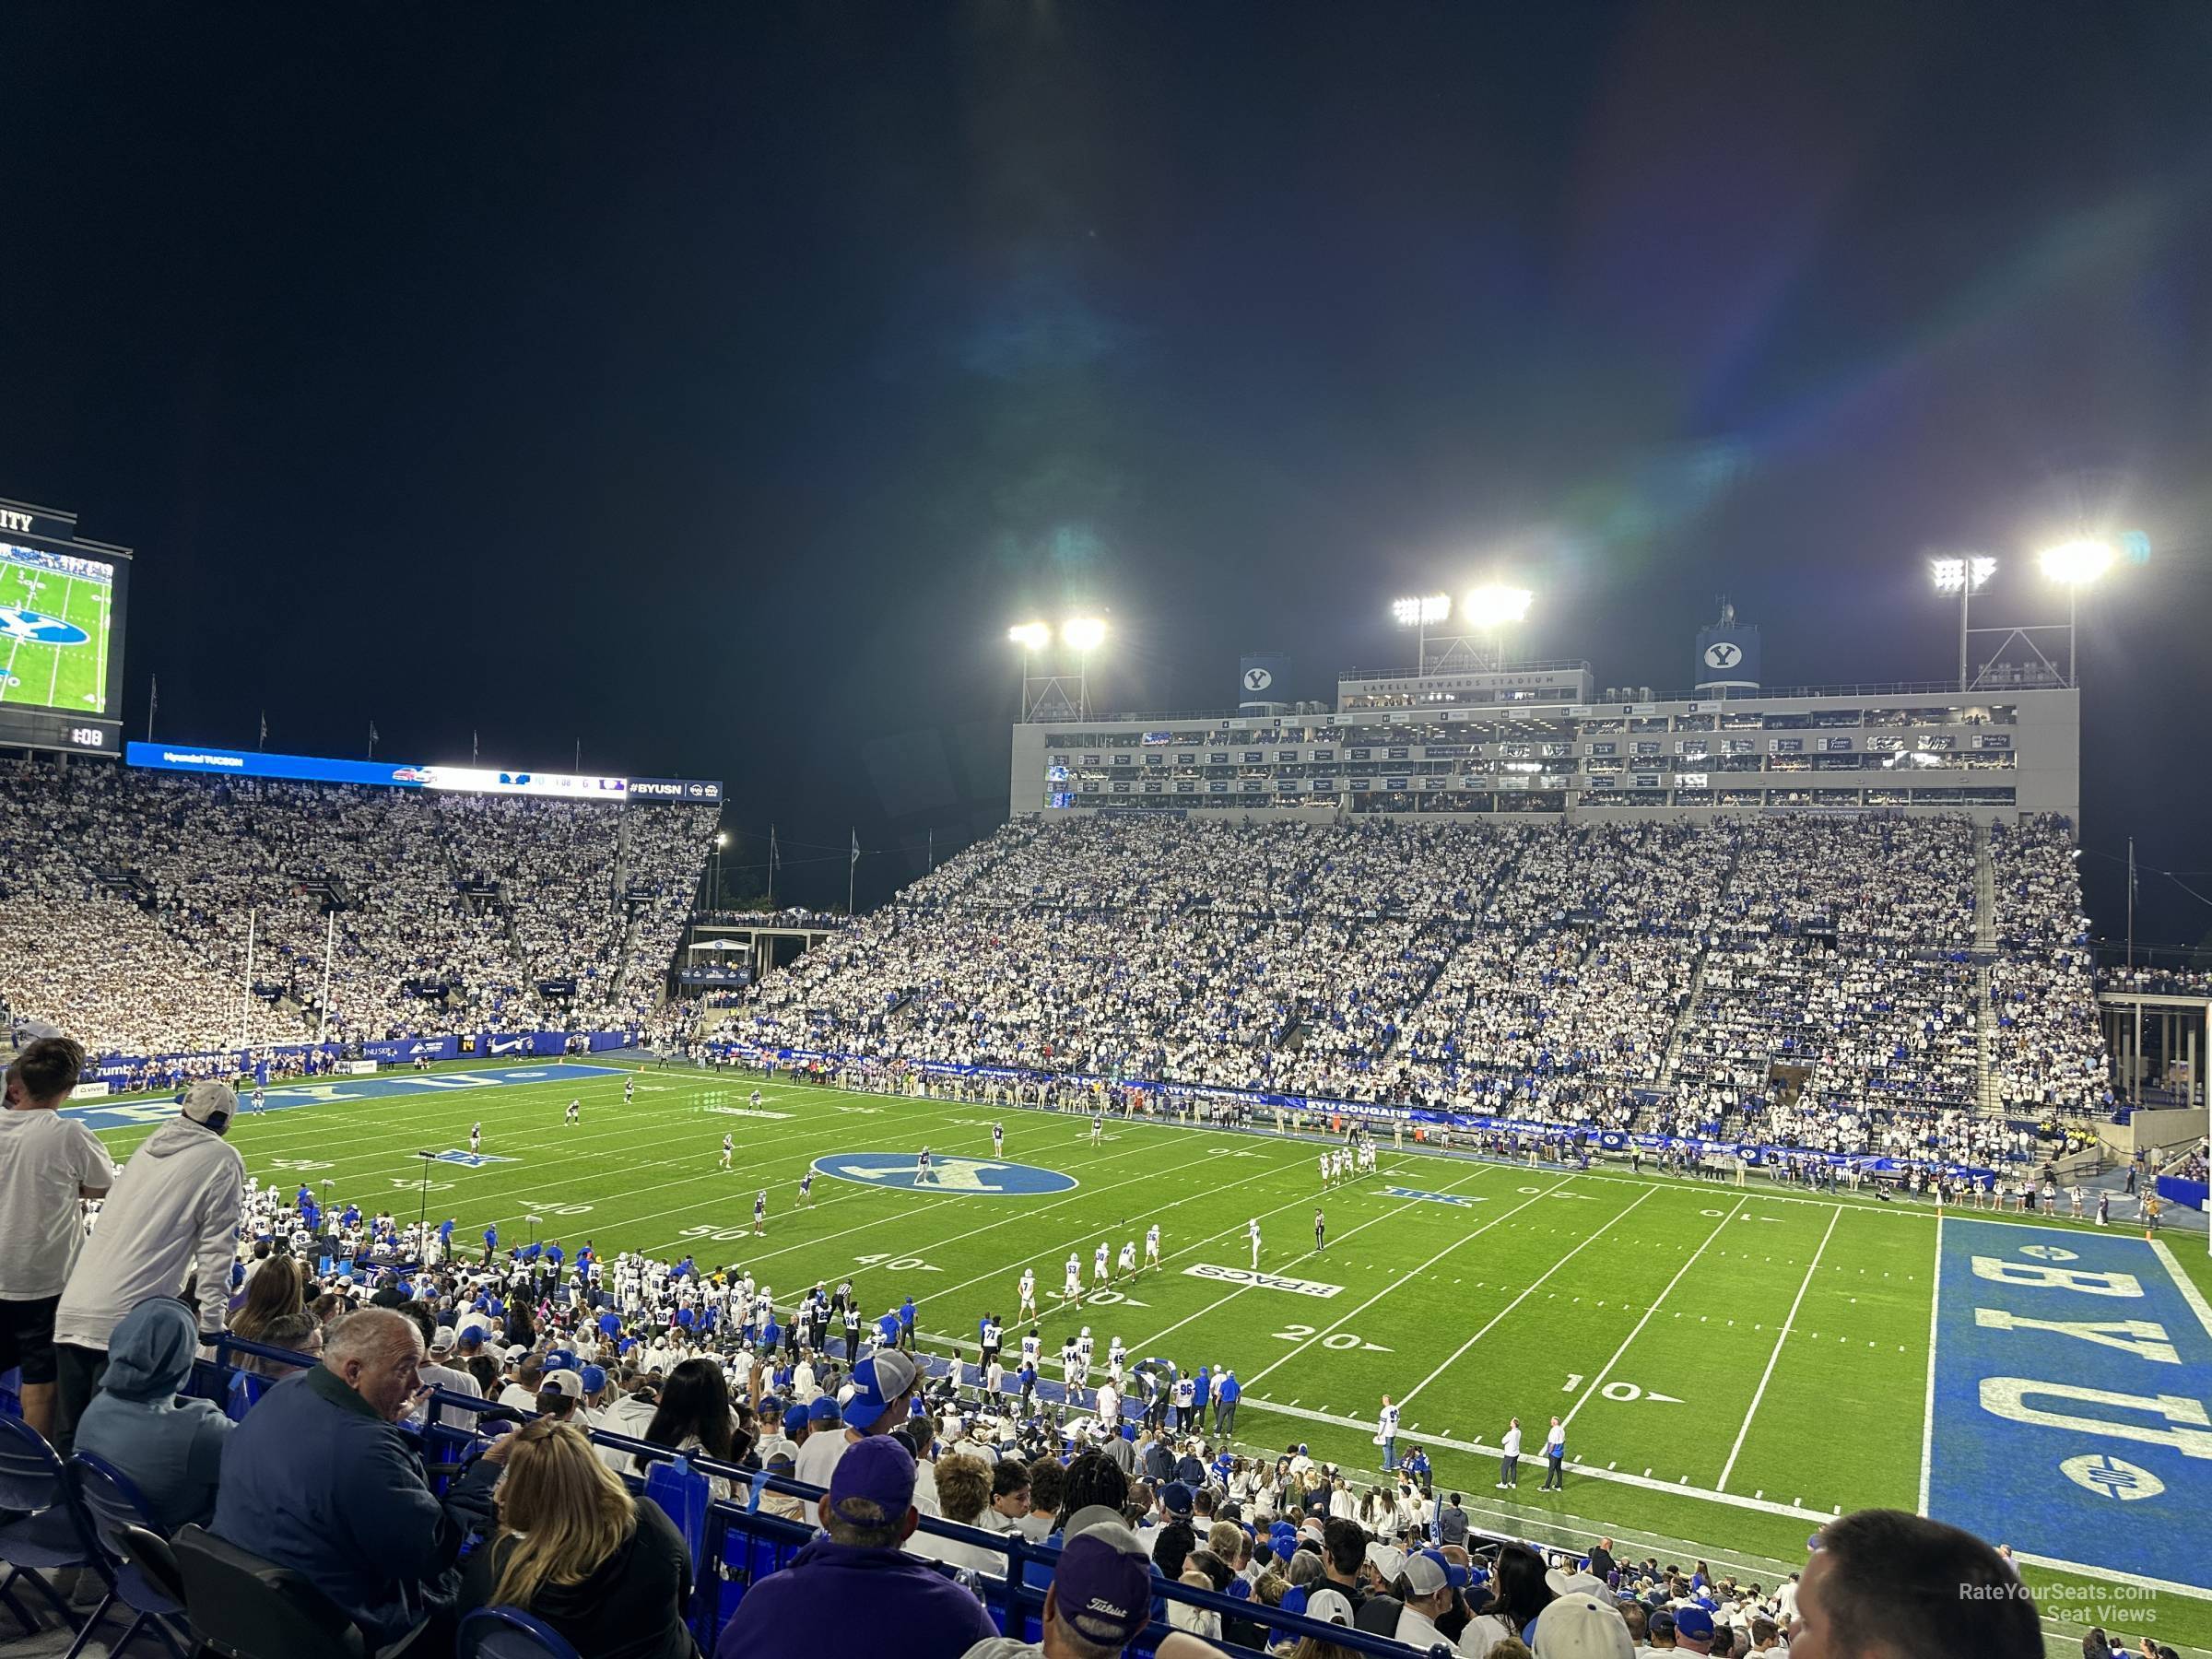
top-left (2038, 538), bottom-right (2114, 686)
top-left (1461, 583), bottom-right (1534, 671)
top-left (1929, 556), bottom-right (1996, 691)
top-left (1061, 617), bottom-right (1107, 718)
top-left (1391, 594), bottom-right (1451, 672)
top-left (1008, 622), bottom-right (1055, 723)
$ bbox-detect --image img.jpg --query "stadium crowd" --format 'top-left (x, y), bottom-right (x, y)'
top-left (717, 813), bottom-right (2108, 1163)
top-left (1, 1041), bottom-right (2066, 1659)
top-left (0, 759), bottom-right (716, 1058)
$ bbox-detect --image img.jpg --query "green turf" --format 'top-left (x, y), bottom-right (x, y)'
top-left (91, 1062), bottom-right (2211, 1653)
top-left (0, 550), bottom-right (112, 713)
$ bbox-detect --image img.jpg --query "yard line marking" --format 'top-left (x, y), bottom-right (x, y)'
top-left (1240, 1174), bottom-right (1582, 1391)
top-left (1716, 1205), bottom-right (1840, 1490)
top-left (1398, 1184), bottom-right (1657, 1408)
top-left (864, 1143), bottom-right (1389, 1320)
top-left (43, 571), bottom-right (75, 706)
top-left (647, 1128), bottom-right (1317, 1278)
top-left (1917, 1211), bottom-right (1943, 1516)
top-left (1119, 1162), bottom-right (1504, 1360)
top-left (1560, 1194), bottom-right (1746, 1429)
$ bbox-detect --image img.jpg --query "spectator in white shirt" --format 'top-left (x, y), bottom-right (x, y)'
top-left (52, 1078), bottom-right (243, 1453)
top-left (0, 1037), bottom-right (113, 1438)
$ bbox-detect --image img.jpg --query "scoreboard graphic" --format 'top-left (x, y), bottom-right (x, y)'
top-left (0, 498), bottom-right (131, 757)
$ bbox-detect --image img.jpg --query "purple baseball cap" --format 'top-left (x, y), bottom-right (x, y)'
top-left (827, 1434), bottom-right (917, 1524)
top-left (1053, 1522), bottom-right (1152, 1648)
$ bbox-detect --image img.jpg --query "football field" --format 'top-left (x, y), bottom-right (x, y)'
top-left (77, 1060), bottom-right (2212, 1651)
top-left (0, 550), bottom-right (112, 712)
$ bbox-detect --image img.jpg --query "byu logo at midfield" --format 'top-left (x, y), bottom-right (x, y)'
top-left (814, 1152), bottom-right (1077, 1195)
top-left (0, 608), bottom-right (89, 646)
top-left (1703, 641), bottom-right (1742, 669)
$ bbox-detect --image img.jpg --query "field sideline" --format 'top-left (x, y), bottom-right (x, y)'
top-left (80, 1058), bottom-right (2212, 1653)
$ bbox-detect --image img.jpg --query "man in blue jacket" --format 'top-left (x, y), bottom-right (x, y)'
top-left (715, 1433), bottom-right (994, 1659)
top-left (212, 1306), bottom-right (505, 1652)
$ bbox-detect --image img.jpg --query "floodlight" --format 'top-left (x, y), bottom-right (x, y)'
top-left (1391, 594), bottom-right (1451, 628)
top-left (2038, 539), bottom-right (2114, 587)
top-left (1007, 622), bottom-right (1052, 652)
top-left (1061, 617), bottom-right (1107, 652)
top-left (714, 830), bottom-right (729, 848)
top-left (1930, 556), bottom-right (1995, 593)
top-left (1462, 584), bottom-right (1534, 629)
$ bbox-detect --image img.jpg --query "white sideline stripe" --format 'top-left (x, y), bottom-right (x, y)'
top-left (1398, 1183), bottom-right (1657, 1409)
top-left (1234, 1396), bottom-right (2212, 1603)
top-left (2150, 1237), bottom-right (2212, 1340)
top-left (1717, 1204), bottom-right (1840, 1491)
top-left (1240, 1174), bottom-right (1582, 1391)
top-left (1918, 1211), bottom-right (1943, 1516)
top-left (1121, 1162), bottom-right (1501, 1358)
top-left (1561, 1195), bottom-right (1746, 1429)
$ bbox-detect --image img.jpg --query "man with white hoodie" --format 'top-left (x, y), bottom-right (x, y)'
top-left (50, 1079), bottom-right (244, 1453)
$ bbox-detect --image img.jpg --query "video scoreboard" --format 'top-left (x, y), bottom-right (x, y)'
top-left (0, 496), bottom-right (130, 757)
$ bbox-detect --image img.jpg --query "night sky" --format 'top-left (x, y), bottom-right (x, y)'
top-left (4, 5), bottom-right (2207, 944)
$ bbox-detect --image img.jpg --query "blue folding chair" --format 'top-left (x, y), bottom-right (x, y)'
top-left (0, 1413), bottom-right (110, 1654)
top-left (458, 1605), bottom-right (584, 1658)
top-left (67, 1451), bottom-right (194, 1658)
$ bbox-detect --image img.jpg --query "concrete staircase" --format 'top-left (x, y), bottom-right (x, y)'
top-left (1972, 822), bottom-right (2001, 1112)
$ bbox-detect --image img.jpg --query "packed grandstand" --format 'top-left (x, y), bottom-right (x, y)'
top-left (0, 759), bottom-right (2110, 1159)
top-left (713, 810), bottom-right (2109, 1162)
top-left (0, 759), bottom-right (718, 1056)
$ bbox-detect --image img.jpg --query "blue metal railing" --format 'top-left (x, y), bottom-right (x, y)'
top-left (178, 1337), bottom-right (1469, 1657)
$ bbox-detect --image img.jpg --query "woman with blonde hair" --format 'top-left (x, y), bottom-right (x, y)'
top-left (458, 1418), bottom-right (699, 1658)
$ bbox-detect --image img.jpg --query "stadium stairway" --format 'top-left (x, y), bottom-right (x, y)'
top-left (1972, 821), bottom-right (1996, 951)
top-left (1971, 823), bottom-right (2001, 1112)
top-left (1656, 838), bottom-right (1743, 1088)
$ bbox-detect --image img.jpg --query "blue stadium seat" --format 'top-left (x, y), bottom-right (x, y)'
top-left (0, 1411), bottom-right (109, 1651)
top-left (67, 1451), bottom-right (194, 1658)
top-left (458, 1606), bottom-right (585, 1659)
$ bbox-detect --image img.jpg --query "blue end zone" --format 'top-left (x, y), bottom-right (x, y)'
top-left (1929, 1217), bottom-right (2212, 1587)
top-left (63, 1063), bottom-right (625, 1133)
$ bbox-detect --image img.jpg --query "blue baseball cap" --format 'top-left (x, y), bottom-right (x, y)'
top-left (782, 1404), bottom-right (811, 1436)
top-left (578, 1364), bottom-right (607, 1395)
top-left (808, 1396), bottom-right (841, 1424)
top-left (1674, 1606), bottom-right (1716, 1642)
top-left (844, 1350), bottom-right (919, 1426)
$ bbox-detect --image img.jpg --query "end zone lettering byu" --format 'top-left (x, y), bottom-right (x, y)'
top-left (1928, 1218), bottom-right (2212, 1589)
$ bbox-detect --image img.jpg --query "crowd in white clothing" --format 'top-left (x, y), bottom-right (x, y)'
top-left (719, 813), bottom-right (2111, 1159)
top-left (0, 759), bottom-right (716, 1056)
